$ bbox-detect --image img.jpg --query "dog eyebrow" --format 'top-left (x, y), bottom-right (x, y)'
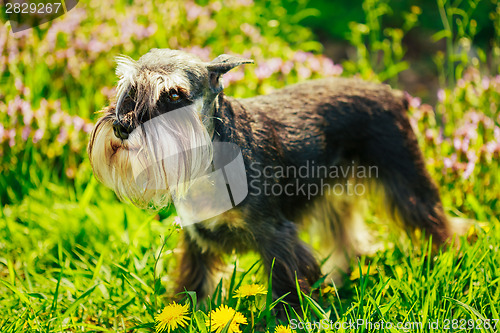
top-left (176, 87), bottom-right (192, 101)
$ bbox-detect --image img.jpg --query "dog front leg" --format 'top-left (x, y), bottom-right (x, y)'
top-left (256, 219), bottom-right (322, 311)
top-left (175, 232), bottom-right (223, 299)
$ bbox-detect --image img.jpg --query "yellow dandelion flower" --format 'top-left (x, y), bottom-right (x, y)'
top-left (275, 325), bottom-right (293, 333)
top-left (207, 305), bottom-right (247, 333)
top-left (234, 284), bottom-right (267, 298)
top-left (350, 264), bottom-right (377, 280)
top-left (321, 285), bottom-right (336, 295)
top-left (155, 302), bottom-right (190, 333)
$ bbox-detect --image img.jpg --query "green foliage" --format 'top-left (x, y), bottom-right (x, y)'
top-left (433, 0), bottom-right (486, 86)
top-left (1, 184), bottom-right (499, 332)
top-left (343, 0), bottom-right (418, 83)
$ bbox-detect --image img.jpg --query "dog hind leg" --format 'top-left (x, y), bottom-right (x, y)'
top-left (312, 192), bottom-right (374, 286)
top-left (361, 114), bottom-right (451, 244)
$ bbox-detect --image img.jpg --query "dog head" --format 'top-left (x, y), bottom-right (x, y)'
top-left (87, 49), bottom-right (252, 209)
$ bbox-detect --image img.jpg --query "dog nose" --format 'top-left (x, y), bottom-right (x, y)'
top-left (112, 120), bottom-right (133, 140)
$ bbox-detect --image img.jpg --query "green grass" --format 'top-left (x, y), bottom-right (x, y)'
top-left (1, 180), bottom-right (499, 332)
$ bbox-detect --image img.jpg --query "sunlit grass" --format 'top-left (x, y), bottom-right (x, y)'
top-left (1, 178), bottom-right (499, 332)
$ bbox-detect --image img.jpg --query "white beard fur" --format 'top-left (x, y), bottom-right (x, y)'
top-left (88, 100), bottom-right (213, 209)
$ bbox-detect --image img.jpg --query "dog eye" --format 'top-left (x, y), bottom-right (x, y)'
top-left (169, 91), bottom-right (181, 102)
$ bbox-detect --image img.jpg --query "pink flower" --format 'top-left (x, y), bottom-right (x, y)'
top-left (223, 69), bottom-right (245, 84)
top-left (39, 99), bottom-right (49, 114)
top-left (456, 121), bottom-right (478, 141)
top-left (294, 51), bottom-right (311, 63)
top-left (436, 128), bottom-right (444, 145)
top-left (240, 23), bottom-right (261, 40)
top-left (408, 117), bottom-right (418, 133)
top-left (7, 129), bottom-right (15, 147)
top-left (51, 111), bottom-right (63, 125)
top-left (482, 77), bottom-right (490, 90)
top-left (101, 86), bottom-right (117, 101)
top-left (462, 151), bottom-right (477, 180)
top-left (57, 127), bottom-right (68, 143)
top-left (73, 116), bottom-right (85, 131)
top-left (22, 126), bottom-right (31, 141)
top-left (297, 66), bottom-right (311, 79)
top-left (63, 114), bottom-right (73, 126)
top-left (7, 96), bottom-right (22, 116)
top-left (468, 111), bottom-right (480, 124)
top-left (186, 3), bottom-right (206, 21)
top-left (425, 129), bottom-right (434, 141)
top-left (281, 61), bottom-right (294, 75)
top-left (322, 58), bottom-right (342, 76)
top-left (462, 161), bottom-right (475, 179)
top-left (484, 141), bottom-right (498, 154)
top-left (443, 157), bottom-right (453, 169)
top-left (33, 129), bottom-right (44, 143)
top-left (267, 58), bottom-right (283, 73)
top-left (409, 96), bottom-right (421, 108)
top-left (236, 0), bottom-right (253, 6)
top-left (437, 89), bottom-right (445, 102)
top-left (255, 63), bottom-right (273, 80)
top-left (23, 107), bottom-right (33, 126)
top-left (173, 216), bottom-right (183, 228)
top-left (15, 78), bottom-right (25, 94)
top-left (466, 150), bottom-right (477, 162)
top-left (87, 39), bottom-right (107, 53)
top-left (453, 137), bottom-right (461, 151)
top-left (461, 138), bottom-right (470, 152)
top-left (307, 57), bottom-right (321, 72)
top-left (181, 46), bottom-right (211, 61)
top-left (83, 123), bottom-right (94, 133)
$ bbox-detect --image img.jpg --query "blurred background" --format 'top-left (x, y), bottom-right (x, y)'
top-left (0, 0), bottom-right (499, 331)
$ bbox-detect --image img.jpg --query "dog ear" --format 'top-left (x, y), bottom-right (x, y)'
top-left (206, 54), bottom-right (254, 93)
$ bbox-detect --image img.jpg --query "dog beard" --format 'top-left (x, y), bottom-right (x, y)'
top-left (88, 105), bottom-right (214, 209)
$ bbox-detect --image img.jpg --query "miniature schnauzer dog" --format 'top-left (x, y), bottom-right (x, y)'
top-left (88, 48), bottom-right (452, 308)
